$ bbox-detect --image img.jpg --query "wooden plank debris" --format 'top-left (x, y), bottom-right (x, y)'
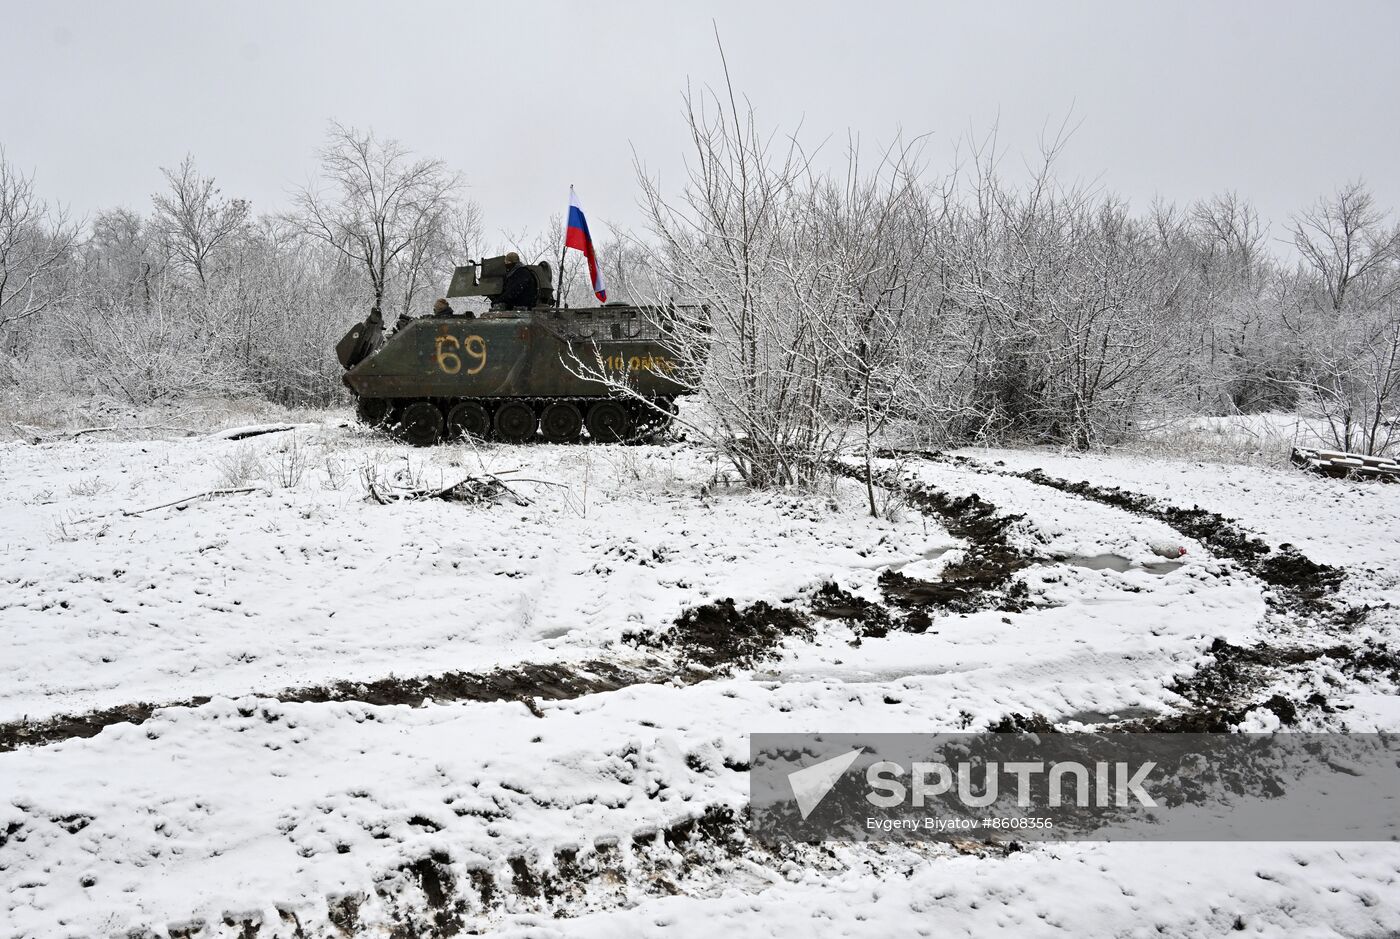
top-left (1292, 447), bottom-right (1400, 482)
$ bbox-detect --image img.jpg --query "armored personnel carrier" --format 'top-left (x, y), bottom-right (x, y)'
top-left (335, 255), bottom-right (699, 446)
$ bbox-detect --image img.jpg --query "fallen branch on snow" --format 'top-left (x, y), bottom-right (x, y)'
top-left (69, 424), bottom-right (199, 439)
top-left (11, 423), bottom-right (202, 444)
top-left (8, 422), bottom-right (39, 444)
top-left (203, 424), bottom-right (299, 441)
top-left (367, 474), bottom-right (533, 507)
top-left (122, 487), bottom-right (263, 516)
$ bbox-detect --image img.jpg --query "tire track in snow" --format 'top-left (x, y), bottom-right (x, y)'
top-left (897, 450), bottom-right (1399, 731)
top-left (0, 599), bottom-right (826, 753)
top-left (3, 459), bottom-right (1257, 753)
top-left (815, 462), bottom-right (1046, 637)
top-left (0, 656), bottom-right (679, 754)
top-left (1, 477), bottom-right (1040, 754)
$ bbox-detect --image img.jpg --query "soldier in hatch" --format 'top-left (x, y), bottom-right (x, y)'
top-left (435, 296), bottom-right (476, 321)
top-left (497, 252), bottom-right (539, 310)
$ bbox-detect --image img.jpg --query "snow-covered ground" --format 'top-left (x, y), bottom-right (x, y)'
top-left (0, 427), bottom-right (937, 723)
top-left (2, 421), bottom-right (1399, 937)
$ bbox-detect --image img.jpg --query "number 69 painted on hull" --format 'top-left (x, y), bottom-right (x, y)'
top-left (434, 334), bottom-right (487, 375)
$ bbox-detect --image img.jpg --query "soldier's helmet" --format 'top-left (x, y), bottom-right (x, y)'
top-left (432, 298), bottom-right (450, 314)
top-left (504, 251), bottom-right (521, 267)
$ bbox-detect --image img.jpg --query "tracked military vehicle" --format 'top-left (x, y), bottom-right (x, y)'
top-left (335, 255), bottom-right (699, 446)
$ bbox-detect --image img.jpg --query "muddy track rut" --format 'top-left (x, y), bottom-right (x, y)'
top-left (10, 452), bottom-right (1388, 752)
top-left (1, 471), bottom-right (1037, 754)
top-left (13, 451), bottom-right (1393, 935)
top-left (887, 450), bottom-right (1398, 731)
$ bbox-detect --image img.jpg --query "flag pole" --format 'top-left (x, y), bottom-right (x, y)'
top-left (556, 185), bottom-right (570, 310)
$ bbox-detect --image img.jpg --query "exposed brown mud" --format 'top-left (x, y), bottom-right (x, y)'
top-left (297, 804), bottom-right (987, 937)
top-left (883, 449), bottom-right (1350, 597)
top-left (1130, 638), bottom-right (1330, 732)
top-left (810, 582), bottom-right (900, 637)
top-left (819, 463), bottom-right (1042, 637)
top-left (1136, 634), bottom-right (1400, 732)
top-left (0, 656), bottom-right (691, 754)
top-left (0, 699), bottom-right (211, 754)
top-left (877, 477), bottom-right (1040, 616)
top-left (992, 462), bottom-right (1394, 732)
top-left (623, 598), bottom-right (814, 670)
top-left (995, 634), bottom-right (1393, 734)
top-left (276, 658), bottom-right (652, 708)
top-left (315, 806), bottom-right (748, 937)
top-left (0, 600), bottom-right (814, 753)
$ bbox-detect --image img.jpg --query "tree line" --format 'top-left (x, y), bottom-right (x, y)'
top-left (619, 86), bottom-right (1399, 491)
top-left (1, 101), bottom-right (1397, 480)
top-left (0, 124), bottom-right (484, 408)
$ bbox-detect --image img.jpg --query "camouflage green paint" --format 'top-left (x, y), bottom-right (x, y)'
top-left (343, 309), bottom-right (694, 401)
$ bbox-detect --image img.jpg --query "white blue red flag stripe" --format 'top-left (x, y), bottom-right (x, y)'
top-left (565, 187), bottom-right (607, 303)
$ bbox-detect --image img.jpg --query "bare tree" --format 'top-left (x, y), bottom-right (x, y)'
top-left (82, 207), bottom-right (160, 310)
top-left (811, 135), bottom-right (939, 513)
top-left (1192, 191), bottom-right (1266, 283)
top-left (293, 123), bottom-right (466, 317)
top-left (1285, 182), bottom-right (1400, 455)
top-left (1292, 181), bottom-right (1400, 313)
top-left (1283, 289), bottom-right (1400, 456)
top-left (1179, 192), bottom-right (1290, 412)
top-left (151, 155), bottom-right (250, 285)
top-left (632, 66), bottom-right (840, 487)
top-left (446, 201), bottom-right (486, 265)
top-left (64, 272), bottom-right (240, 404)
top-left (915, 128), bottom-right (1199, 450)
top-left (0, 148), bottom-right (76, 336)
top-left (597, 235), bottom-right (663, 306)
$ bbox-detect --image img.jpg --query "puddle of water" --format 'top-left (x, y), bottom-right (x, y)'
top-left (1069, 553), bottom-right (1132, 572)
top-left (764, 665), bottom-right (952, 685)
top-left (1061, 706), bottom-right (1160, 724)
top-left (1060, 554), bottom-right (1184, 576)
top-left (887, 544), bottom-right (957, 573)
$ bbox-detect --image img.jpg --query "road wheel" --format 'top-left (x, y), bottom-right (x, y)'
top-left (586, 401), bottom-right (632, 443)
top-left (392, 401), bottom-right (444, 447)
top-left (540, 402), bottom-right (583, 444)
top-left (493, 401), bottom-right (537, 443)
top-left (446, 401), bottom-right (491, 440)
top-left (356, 397), bottom-right (391, 427)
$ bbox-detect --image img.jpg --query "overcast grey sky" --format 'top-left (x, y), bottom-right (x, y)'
top-left (3, 0), bottom-right (1397, 255)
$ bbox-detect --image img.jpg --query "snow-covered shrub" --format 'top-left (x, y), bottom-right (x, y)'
top-left (214, 445), bottom-right (265, 488)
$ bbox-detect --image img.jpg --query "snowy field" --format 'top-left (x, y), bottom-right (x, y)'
top-left (2, 418), bottom-right (1400, 937)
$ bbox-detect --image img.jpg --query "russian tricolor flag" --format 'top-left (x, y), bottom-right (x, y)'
top-left (565, 187), bottom-right (607, 303)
